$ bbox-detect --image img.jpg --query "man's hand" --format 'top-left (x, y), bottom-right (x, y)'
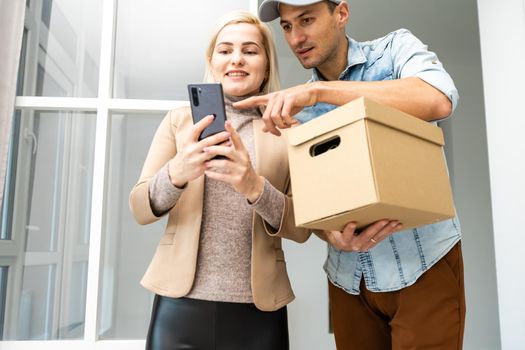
top-left (325, 220), bottom-right (402, 252)
top-left (233, 82), bottom-right (319, 136)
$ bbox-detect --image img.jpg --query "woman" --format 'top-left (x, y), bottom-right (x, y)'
top-left (129, 11), bottom-right (311, 350)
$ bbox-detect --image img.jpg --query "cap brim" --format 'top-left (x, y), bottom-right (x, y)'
top-left (258, 0), bottom-right (281, 22)
top-left (258, 0), bottom-right (331, 22)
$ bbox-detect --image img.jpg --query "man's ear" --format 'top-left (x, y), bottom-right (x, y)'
top-left (337, 2), bottom-right (350, 28)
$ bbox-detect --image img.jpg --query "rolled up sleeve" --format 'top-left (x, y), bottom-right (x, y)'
top-left (392, 29), bottom-right (459, 114)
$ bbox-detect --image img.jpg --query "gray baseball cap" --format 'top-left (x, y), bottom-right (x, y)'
top-left (258, 0), bottom-right (342, 22)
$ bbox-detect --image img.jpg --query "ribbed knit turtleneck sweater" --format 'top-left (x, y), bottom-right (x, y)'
top-left (148, 94), bottom-right (285, 303)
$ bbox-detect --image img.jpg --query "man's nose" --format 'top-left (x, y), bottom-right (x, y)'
top-left (288, 28), bottom-right (307, 48)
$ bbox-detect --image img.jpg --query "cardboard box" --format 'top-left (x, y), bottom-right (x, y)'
top-left (287, 97), bottom-right (455, 231)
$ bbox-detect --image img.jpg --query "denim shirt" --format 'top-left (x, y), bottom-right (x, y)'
top-left (295, 29), bottom-right (462, 294)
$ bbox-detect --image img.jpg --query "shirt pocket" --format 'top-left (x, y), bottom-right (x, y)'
top-left (364, 64), bottom-right (394, 81)
top-left (363, 47), bottom-right (394, 81)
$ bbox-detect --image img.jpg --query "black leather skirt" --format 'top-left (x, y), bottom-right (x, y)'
top-left (146, 295), bottom-right (289, 350)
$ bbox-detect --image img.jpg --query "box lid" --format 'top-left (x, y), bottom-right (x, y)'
top-left (288, 97), bottom-right (445, 146)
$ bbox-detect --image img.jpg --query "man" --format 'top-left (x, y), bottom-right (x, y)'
top-left (234, 1), bottom-right (465, 349)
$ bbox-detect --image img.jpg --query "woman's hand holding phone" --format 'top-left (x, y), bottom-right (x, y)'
top-left (203, 121), bottom-right (264, 203)
top-left (168, 115), bottom-right (230, 188)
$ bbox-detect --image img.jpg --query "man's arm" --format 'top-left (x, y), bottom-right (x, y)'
top-left (233, 77), bottom-right (452, 136)
top-left (314, 78), bottom-right (452, 121)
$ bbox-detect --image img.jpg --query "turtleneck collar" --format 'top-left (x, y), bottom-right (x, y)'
top-left (224, 92), bottom-right (264, 117)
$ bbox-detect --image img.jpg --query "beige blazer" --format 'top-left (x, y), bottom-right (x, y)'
top-left (129, 107), bottom-right (312, 311)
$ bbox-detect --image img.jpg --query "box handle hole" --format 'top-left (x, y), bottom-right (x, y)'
top-left (309, 135), bottom-right (341, 157)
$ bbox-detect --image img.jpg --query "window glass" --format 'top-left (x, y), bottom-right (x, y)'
top-left (0, 266), bottom-right (7, 339)
top-left (18, 0), bottom-right (103, 97)
top-left (0, 110), bottom-right (96, 340)
top-left (0, 113), bottom-right (21, 241)
top-left (113, 0), bottom-right (249, 100)
top-left (20, 111), bottom-right (96, 252)
top-left (16, 29), bottom-right (28, 96)
top-left (98, 111), bottom-right (166, 339)
top-left (16, 265), bottom-right (57, 340)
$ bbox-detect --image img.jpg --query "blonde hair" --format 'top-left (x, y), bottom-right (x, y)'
top-left (203, 11), bottom-right (280, 94)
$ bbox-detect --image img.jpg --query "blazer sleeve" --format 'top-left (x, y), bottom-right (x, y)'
top-left (129, 109), bottom-right (182, 225)
top-left (262, 179), bottom-right (319, 243)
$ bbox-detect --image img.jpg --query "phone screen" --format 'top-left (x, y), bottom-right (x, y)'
top-left (188, 83), bottom-right (227, 140)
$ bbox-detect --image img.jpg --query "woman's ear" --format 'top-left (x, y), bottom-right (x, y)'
top-left (206, 56), bottom-right (216, 80)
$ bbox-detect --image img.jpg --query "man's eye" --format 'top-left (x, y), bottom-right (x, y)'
top-left (302, 17), bottom-right (314, 24)
top-left (281, 24), bottom-right (291, 31)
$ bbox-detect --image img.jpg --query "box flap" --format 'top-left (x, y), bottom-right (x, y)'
top-left (363, 98), bottom-right (445, 145)
top-left (288, 97), bottom-right (444, 147)
top-left (288, 98), bottom-right (367, 146)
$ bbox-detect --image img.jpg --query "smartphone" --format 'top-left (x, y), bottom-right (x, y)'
top-left (187, 83), bottom-right (227, 141)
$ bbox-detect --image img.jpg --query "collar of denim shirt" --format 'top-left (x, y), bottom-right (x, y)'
top-left (311, 36), bottom-right (366, 82)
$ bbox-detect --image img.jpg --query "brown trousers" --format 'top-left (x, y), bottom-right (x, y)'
top-left (329, 243), bottom-right (466, 350)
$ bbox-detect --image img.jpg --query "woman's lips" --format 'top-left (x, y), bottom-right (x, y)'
top-left (226, 71), bottom-right (249, 77)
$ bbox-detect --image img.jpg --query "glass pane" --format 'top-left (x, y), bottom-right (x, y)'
top-left (98, 112), bottom-right (166, 339)
top-left (2, 110), bottom-right (95, 340)
top-left (1, 114), bottom-right (21, 241)
top-left (16, 111), bottom-right (96, 252)
top-left (16, 29), bottom-right (28, 96)
top-left (113, 0), bottom-right (249, 100)
top-left (17, 265), bottom-right (57, 340)
top-left (13, 262), bottom-right (88, 341)
top-left (61, 261), bottom-right (88, 339)
top-left (0, 266), bottom-right (8, 339)
top-left (18, 0), bottom-right (103, 97)
top-left (25, 113), bottom-right (63, 251)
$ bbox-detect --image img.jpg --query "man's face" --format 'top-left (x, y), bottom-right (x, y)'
top-left (279, 1), bottom-right (343, 70)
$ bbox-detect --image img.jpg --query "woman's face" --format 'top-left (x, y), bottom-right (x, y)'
top-left (210, 23), bottom-right (268, 97)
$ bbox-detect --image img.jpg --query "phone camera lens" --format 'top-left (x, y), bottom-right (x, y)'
top-left (191, 87), bottom-right (200, 106)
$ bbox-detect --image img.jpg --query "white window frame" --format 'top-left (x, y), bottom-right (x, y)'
top-left (1, 0), bottom-right (259, 349)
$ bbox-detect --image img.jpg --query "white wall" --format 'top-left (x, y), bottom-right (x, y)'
top-left (284, 238), bottom-right (336, 350)
top-left (477, 0), bottom-right (525, 348)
